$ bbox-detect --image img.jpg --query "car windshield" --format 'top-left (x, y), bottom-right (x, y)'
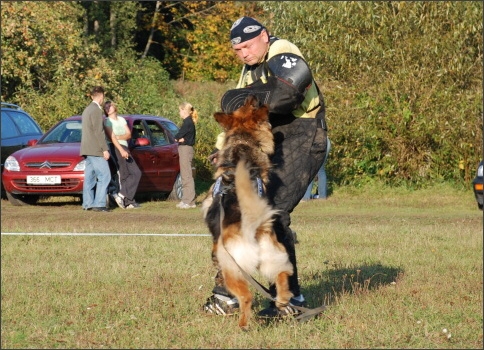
top-left (40, 120), bottom-right (82, 144)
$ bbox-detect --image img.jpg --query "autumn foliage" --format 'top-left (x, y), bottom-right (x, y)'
top-left (1, 1), bottom-right (482, 186)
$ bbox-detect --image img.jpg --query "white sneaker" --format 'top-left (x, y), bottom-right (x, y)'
top-left (113, 193), bottom-right (125, 209)
top-left (126, 202), bottom-right (141, 209)
top-left (177, 202), bottom-right (196, 209)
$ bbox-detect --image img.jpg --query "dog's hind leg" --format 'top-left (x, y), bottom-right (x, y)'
top-left (223, 271), bottom-right (252, 330)
top-left (274, 271), bottom-right (293, 310)
top-left (217, 231), bottom-right (257, 330)
top-left (258, 233), bottom-right (294, 310)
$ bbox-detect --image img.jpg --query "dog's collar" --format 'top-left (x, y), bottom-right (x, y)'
top-left (212, 175), bottom-right (265, 198)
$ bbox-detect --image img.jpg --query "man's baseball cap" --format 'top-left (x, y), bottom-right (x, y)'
top-left (230, 17), bottom-right (266, 46)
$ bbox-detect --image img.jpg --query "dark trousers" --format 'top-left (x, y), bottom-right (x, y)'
top-left (266, 117), bottom-right (328, 297)
top-left (113, 145), bottom-right (142, 206)
top-left (212, 117), bottom-right (328, 298)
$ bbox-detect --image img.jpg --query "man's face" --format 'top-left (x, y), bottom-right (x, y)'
top-left (93, 93), bottom-right (104, 105)
top-left (232, 30), bottom-right (269, 66)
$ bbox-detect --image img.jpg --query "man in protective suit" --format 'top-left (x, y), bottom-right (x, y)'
top-left (204, 16), bottom-right (329, 318)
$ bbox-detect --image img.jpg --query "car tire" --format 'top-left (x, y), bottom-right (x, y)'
top-left (6, 191), bottom-right (40, 206)
top-left (167, 173), bottom-right (183, 201)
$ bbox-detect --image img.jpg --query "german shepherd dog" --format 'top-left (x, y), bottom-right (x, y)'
top-left (202, 95), bottom-right (294, 330)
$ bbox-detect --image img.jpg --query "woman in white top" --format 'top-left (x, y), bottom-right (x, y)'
top-left (103, 100), bottom-right (142, 209)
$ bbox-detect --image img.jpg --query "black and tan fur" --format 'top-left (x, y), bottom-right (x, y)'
top-left (202, 95), bottom-right (293, 330)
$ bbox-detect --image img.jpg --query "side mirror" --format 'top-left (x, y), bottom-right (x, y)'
top-left (27, 139), bottom-right (38, 146)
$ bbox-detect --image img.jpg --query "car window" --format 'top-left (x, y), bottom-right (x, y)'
top-left (131, 121), bottom-right (147, 140)
top-left (62, 122), bottom-right (82, 142)
top-left (145, 120), bottom-right (169, 146)
top-left (160, 120), bottom-right (179, 138)
top-left (41, 120), bottom-right (82, 143)
top-left (8, 111), bottom-right (42, 135)
top-left (1, 112), bottom-right (20, 138)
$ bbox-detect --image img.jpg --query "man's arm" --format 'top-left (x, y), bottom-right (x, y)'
top-left (221, 53), bottom-right (313, 114)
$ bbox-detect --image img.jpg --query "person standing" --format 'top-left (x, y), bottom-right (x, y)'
top-left (203, 17), bottom-right (329, 318)
top-left (103, 100), bottom-right (142, 209)
top-left (80, 86), bottom-right (111, 212)
top-left (174, 102), bottom-right (198, 209)
top-left (302, 138), bottom-right (331, 201)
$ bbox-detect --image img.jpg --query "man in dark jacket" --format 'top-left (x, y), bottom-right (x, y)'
top-left (204, 17), bottom-right (329, 318)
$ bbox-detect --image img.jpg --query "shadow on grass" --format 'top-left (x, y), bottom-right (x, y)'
top-left (303, 261), bottom-right (405, 308)
top-left (254, 261), bottom-right (404, 327)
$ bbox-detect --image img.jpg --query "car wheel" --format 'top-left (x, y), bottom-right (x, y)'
top-left (6, 191), bottom-right (40, 206)
top-left (478, 203), bottom-right (483, 210)
top-left (167, 173), bottom-right (183, 201)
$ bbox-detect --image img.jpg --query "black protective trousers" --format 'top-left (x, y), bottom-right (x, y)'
top-left (212, 116), bottom-right (328, 299)
top-left (266, 117), bottom-right (328, 297)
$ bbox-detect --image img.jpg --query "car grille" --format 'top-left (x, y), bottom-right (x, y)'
top-left (25, 161), bottom-right (71, 168)
top-left (12, 178), bottom-right (81, 191)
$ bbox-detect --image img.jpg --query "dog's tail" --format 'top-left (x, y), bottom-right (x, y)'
top-left (235, 159), bottom-right (278, 241)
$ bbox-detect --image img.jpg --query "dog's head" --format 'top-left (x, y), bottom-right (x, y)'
top-left (212, 95), bottom-right (274, 184)
top-left (214, 95), bottom-right (274, 157)
top-left (215, 94), bottom-right (268, 131)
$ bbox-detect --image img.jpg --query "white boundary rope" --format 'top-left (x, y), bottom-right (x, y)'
top-left (1, 232), bottom-right (211, 237)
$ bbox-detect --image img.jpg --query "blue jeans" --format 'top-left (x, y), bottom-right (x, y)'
top-left (82, 155), bottom-right (111, 209)
top-left (303, 138), bottom-right (331, 200)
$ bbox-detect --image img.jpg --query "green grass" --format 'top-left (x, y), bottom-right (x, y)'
top-left (1, 184), bottom-right (482, 348)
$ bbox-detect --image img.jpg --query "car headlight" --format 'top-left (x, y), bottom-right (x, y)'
top-left (4, 156), bottom-right (20, 172)
top-left (73, 159), bottom-right (86, 171)
top-left (478, 164), bottom-right (483, 177)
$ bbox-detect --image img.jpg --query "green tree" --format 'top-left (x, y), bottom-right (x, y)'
top-left (136, 1), bottom-right (264, 81)
top-left (1, 2), bottom-right (87, 97)
top-left (79, 1), bottom-right (140, 54)
top-left (1, 1), bottom-right (104, 128)
top-left (261, 1), bottom-right (483, 186)
top-left (1, 1), bottom-right (176, 131)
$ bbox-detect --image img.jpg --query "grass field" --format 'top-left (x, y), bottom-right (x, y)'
top-left (1, 184), bottom-right (482, 349)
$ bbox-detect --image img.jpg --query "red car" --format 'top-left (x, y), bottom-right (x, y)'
top-left (2, 115), bottom-right (183, 206)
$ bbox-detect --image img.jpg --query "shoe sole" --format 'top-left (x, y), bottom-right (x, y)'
top-left (203, 306), bottom-right (239, 316)
top-left (202, 296), bottom-right (239, 316)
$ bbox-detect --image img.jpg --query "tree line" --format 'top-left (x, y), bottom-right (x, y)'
top-left (1, 1), bottom-right (482, 186)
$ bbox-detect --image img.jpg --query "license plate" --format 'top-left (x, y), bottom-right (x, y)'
top-left (27, 175), bottom-right (61, 185)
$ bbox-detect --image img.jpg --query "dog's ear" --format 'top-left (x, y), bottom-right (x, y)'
top-left (242, 94), bottom-right (270, 125)
top-left (252, 103), bottom-right (270, 125)
top-left (214, 111), bottom-right (233, 130)
top-left (245, 94), bottom-right (261, 109)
